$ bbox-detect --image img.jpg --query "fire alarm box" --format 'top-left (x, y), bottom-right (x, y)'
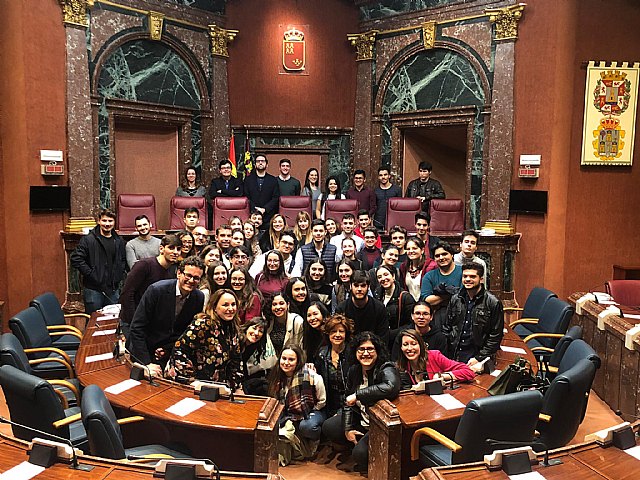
top-left (518, 154), bottom-right (540, 178)
top-left (41, 163), bottom-right (64, 175)
top-left (40, 150), bottom-right (64, 176)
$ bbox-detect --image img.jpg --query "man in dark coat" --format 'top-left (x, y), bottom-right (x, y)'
top-left (244, 154), bottom-right (280, 227)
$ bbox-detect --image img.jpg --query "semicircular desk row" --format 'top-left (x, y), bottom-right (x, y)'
top-left (76, 314), bottom-right (536, 479)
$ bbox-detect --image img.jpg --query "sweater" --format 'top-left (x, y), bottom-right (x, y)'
top-left (125, 236), bottom-right (161, 269)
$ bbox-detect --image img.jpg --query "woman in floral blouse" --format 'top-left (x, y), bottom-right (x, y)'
top-left (166, 289), bottom-right (242, 383)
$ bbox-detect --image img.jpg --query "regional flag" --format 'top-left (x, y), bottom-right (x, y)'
top-left (229, 134), bottom-right (237, 178)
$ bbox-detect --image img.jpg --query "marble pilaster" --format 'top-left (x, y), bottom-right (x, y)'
top-left (485, 40), bottom-right (515, 222)
top-left (210, 55), bottom-right (231, 167)
top-left (353, 60), bottom-right (374, 184)
top-left (66, 25), bottom-right (96, 217)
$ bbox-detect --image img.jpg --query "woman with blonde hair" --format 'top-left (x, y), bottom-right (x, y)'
top-left (259, 213), bottom-right (287, 252)
top-left (293, 211), bottom-right (313, 245)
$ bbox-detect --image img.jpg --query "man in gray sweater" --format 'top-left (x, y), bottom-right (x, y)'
top-left (125, 215), bottom-right (161, 268)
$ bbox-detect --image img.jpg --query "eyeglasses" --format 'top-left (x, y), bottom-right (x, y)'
top-left (357, 346), bottom-right (376, 354)
top-left (413, 312), bottom-right (431, 317)
top-left (182, 273), bottom-right (202, 283)
top-left (233, 254), bottom-right (248, 260)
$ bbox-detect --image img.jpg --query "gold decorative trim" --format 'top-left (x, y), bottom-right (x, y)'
top-left (148, 11), bottom-right (165, 41)
top-left (486, 3), bottom-right (526, 41)
top-left (422, 21), bottom-right (436, 50)
top-left (347, 30), bottom-right (379, 62)
top-left (482, 220), bottom-right (515, 235)
top-left (209, 24), bottom-right (238, 58)
top-left (59, 0), bottom-right (93, 28)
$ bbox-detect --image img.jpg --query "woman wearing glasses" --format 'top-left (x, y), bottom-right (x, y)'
top-left (323, 332), bottom-right (401, 472)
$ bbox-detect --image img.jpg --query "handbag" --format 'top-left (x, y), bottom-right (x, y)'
top-left (488, 356), bottom-right (534, 396)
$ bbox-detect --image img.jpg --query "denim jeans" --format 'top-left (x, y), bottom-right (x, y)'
top-left (298, 409), bottom-right (327, 440)
top-left (83, 287), bottom-right (119, 314)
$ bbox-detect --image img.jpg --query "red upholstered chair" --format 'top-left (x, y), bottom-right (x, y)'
top-left (279, 196), bottom-right (312, 225)
top-left (605, 280), bottom-right (640, 308)
top-left (429, 199), bottom-right (465, 235)
top-left (324, 199), bottom-right (358, 223)
top-left (212, 197), bottom-right (250, 230)
top-left (116, 194), bottom-right (156, 232)
top-left (169, 196), bottom-right (207, 230)
top-left (385, 197), bottom-right (421, 234)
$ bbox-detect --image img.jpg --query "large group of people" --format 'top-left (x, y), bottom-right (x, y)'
top-left (70, 158), bottom-right (504, 472)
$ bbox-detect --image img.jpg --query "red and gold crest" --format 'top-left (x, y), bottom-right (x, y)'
top-left (283, 28), bottom-right (305, 72)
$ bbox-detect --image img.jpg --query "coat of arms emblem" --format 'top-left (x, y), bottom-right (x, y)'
top-left (592, 70), bottom-right (631, 160)
top-left (283, 28), bottom-right (305, 72)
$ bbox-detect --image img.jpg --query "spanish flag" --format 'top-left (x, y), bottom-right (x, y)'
top-left (229, 134), bottom-right (237, 178)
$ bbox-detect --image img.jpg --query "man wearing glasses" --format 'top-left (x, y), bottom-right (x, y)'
top-left (208, 159), bottom-right (244, 228)
top-left (391, 301), bottom-right (448, 361)
top-left (192, 225), bottom-right (209, 256)
top-left (127, 256), bottom-right (205, 378)
top-left (250, 230), bottom-right (301, 277)
top-left (244, 154), bottom-right (280, 228)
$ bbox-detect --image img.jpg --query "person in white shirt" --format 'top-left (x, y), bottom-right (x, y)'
top-left (250, 230), bottom-right (302, 278)
top-left (453, 229), bottom-right (488, 285)
top-left (330, 213), bottom-right (364, 261)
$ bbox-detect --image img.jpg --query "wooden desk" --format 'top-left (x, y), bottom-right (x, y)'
top-left (75, 315), bottom-right (283, 474)
top-left (368, 329), bottom-right (538, 480)
top-left (568, 292), bottom-right (640, 422)
top-left (0, 431), bottom-right (282, 479)
top-left (412, 424), bottom-right (640, 480)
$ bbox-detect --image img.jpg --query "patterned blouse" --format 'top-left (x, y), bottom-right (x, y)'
top-left (168, 314), bottom-right (242, 383)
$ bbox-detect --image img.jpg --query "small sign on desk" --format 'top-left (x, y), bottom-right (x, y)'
top-left (166, 397), bottom-right (206, 417)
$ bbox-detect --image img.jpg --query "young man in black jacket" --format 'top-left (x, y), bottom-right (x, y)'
top-left (443, 262), bottom-right (504, 368)
top-left (70, 209), bottom-right (126, 314)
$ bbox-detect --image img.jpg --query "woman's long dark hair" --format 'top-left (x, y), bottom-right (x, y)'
top-left (285, 277), bottom-right (311, 317)
top-left (303, 168), bottom-right (319, 195)
top-left (395, 328), bottom-right (428, 375)
top-left (240, 316), bottom-right (269, 361)
top-left (302, 301), bottom-right (329, 360)
top-left (205, 261), bottom-right (229, 293)
top-left (261, 249), bottom-right (286, 279)
top-left (267, 343), bottom-right (305, 398)
top-left (181, 166), bottom-right (202, 189)
top-left (229, 267), bottom-right (262, 315)
top-left (347, 331), bottom-right (389, 372)
top-left (320, 175), bottom-right (342, 212)
top-left (304, 258), bottom-right (330, 291)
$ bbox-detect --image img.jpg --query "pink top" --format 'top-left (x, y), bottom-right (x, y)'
top-left (405, 349), bottom-right (475, 384)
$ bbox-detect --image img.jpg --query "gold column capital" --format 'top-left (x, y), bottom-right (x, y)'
top-left (209, 24), bottom-right (238, 58)
top-left (148, 11), bottom-right (165, 41)
top-left (486, 3), bottom-right (525, 41)
top-left (347, 30), bottom-right (379, 62)
top-left (422, 21), bottom-right (437, 50)
top-left (59, 0), bottom-right (93, 28)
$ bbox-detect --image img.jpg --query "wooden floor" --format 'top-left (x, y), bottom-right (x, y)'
top-left (0, 389), bottom-right (621, 479)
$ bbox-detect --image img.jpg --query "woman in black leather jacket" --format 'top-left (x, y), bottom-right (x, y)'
top-left (323, 331), bottom-right (401, 471)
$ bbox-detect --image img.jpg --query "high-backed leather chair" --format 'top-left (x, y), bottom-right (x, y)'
top-left (0, 333), bottom-right (80, 406)
top-left (324, 199), bottom-right (358, 223)
top-left (212, 196), bottom-right (250, 230)
top-left (511, 297), bottom-right (573, 349)
top-left (9, 307), bottom-right (77, 379)
top-left (411, 390), bottom-right (543, 467)
top-left (279, 196), bottom-right (312, 225)
top-left (81, 384), bottom-right (192, 460)
top-left (0, 365), bottom-right (88, 450)
top-left (30, 292), bottom-right (87, 350)
top-left (605, 280), bottom-right (640, 307)
top-left (169, 196), bottom-right (207, 229)
top-left (429, 199), bottom-right (464, 234)
top-left (537, 359), bottom-right (597, 450)
top-left (557, 339), bottom-right (601, 375)
top-left (504, 287), bottom-right (557, 321)
top-left (385, 197), bottom-right (421, 233)
top-left (530, 325), bottom-right (583, 369)
top-left (116, 194), bottom-right (157, 231)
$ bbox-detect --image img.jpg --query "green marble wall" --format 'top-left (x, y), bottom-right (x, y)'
top-left (361, 0), bottom-right (463, 20)
top-left (380, 47), bottom-right (486, 227)
top-left (166, 0), bottom-right (226, 14)
top-left (96, 39), bottom-right (202, 207)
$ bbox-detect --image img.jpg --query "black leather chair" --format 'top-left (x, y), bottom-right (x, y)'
top-left (9, 307), bottom-right (78, 379)
top-left (0, 365), bottom-right (88, 450)
top-left (81, 384), bottom-right (192, 461)
top-left (537, 359), bottom-right (597, 450)
top-left (411, 390), bottom-right (543, 467)
top-left (30, 292), bottom-right (88, 350)
top-left (0, 333), bottom-right (80, 406)
top-left (556, 339), bottom-right (601, 375)
top-left (529, 325), bottom-right (583, 368)
top-left (511, 297), bottom-right (574, 350)
top-left (504, 287), bottom-right (557, 321)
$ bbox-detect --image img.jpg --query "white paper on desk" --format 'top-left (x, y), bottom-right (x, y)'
top-left (431, 394), bottom-right (465, 410)
top-left (85, 352), bottom-right (114, 363)
top-left (508, 472), bottom-right (546, 480)
top-left (0, 461), bottom-right (46, 479)
top-left (623, 444), bottom-right (640, 460)
top-left (105, 379), bottom-right (140, 395)
top-left (501, 345), bottom-right (527, 354)
top-left (623, 313), bottom-right (640, 320)
top-left (96, 315), bottom-right (117, 322)
top-left (92, 328), bottom-right (117, 336)
top-left (165, 397), bottom-right (206, 417)
top-left (491, 369), bottom-right (502, 377)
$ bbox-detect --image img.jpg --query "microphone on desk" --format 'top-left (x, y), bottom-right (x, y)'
top-left (226, 363), bottom-right (245, 404)
top-left (124, 348), bottom-right (160, 387)
top-left (0, 416), bottom-right (93, 471)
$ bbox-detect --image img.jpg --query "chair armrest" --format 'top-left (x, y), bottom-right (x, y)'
top-left (48, 330), bottom-right (83, 340)
top-left (547, 365), bottom-right (558, 374)
top-left (410, 427), bottom-right (462, 461)
top-left (47, 325), bottom-right (83, 336)
top-left (53, 413), bottom-right (81, 429)
top-left (503, 307), bottom-right (524, 313)
top-left (529, 347), bottom-right (555, 353)
top-left (52, 389), bottom-right (69, 409)
top-left (509, 318), bottom-right (539, 328)
top-left (24, 346), bottom-right (73, 366)
top-left (523, 333), bottom-right (565, 343)
top-left (48, 380), bottom-right (80, 404)
top-left (539, 413), bottom-right (552, 423)
top-left (117, 416), bottom-right (145, 425)
top-left (64, 313), bottom-right (90, 320)
top-left (29, 357), bottom-right (75, 379)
